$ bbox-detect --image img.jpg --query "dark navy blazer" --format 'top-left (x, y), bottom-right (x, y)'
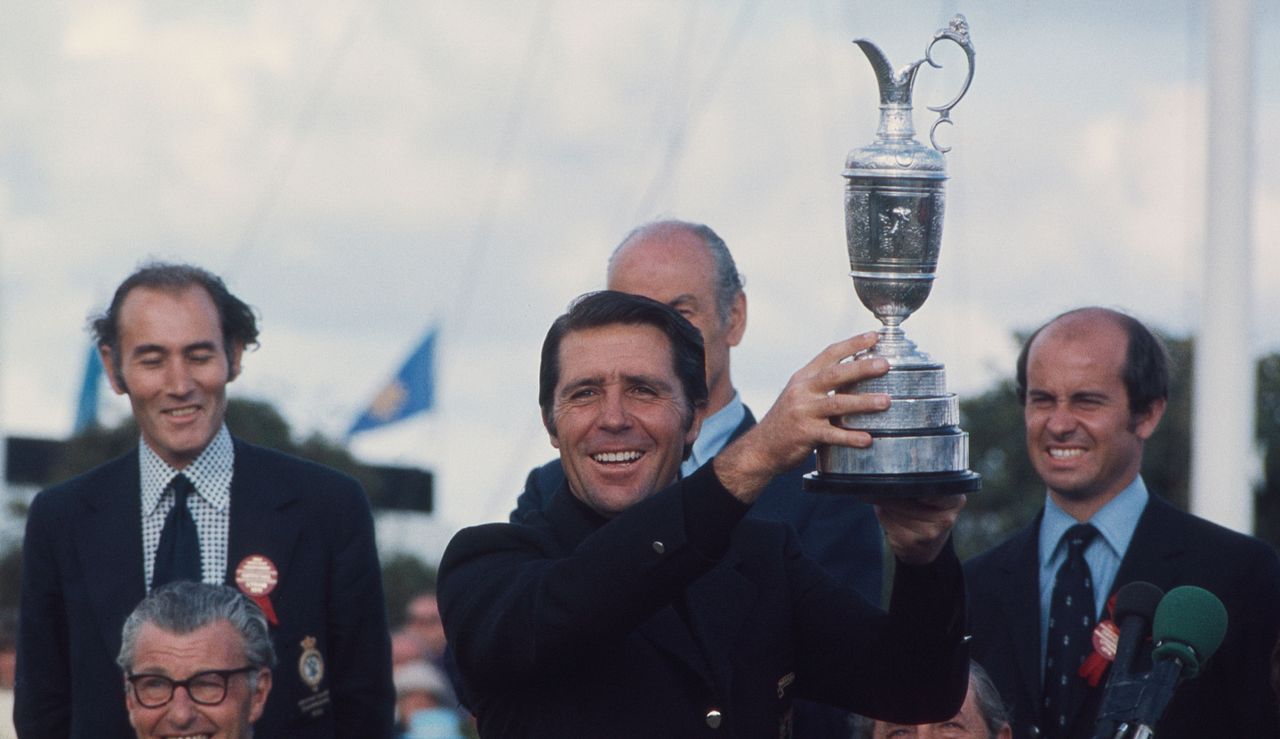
top-left (965, 494), bottom-right (1280, 739)
top-left (445, 463), bottom-right (967, 738)
top-left (16, 439), bottom-right (396, 739)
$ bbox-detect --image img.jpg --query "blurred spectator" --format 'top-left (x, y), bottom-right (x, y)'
top-left (404, 592), bottom-right (447, 663)
top-left (0, 609), bottom-right (16, 739)
top-left (394, 660), bottom-right (462, 739)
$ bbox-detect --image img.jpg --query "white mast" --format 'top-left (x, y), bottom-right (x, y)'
top-left (1191, 0), bottom-right (1256, 533)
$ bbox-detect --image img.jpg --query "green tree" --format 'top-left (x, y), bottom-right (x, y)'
top-left (381, 553), bottom-right (438, 629)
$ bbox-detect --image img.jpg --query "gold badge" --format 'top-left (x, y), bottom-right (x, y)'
top-left (299, 636), bottom-right (325, 692)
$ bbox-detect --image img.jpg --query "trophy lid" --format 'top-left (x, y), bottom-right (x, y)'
top-left (844, 15), bottom-right (974, 181)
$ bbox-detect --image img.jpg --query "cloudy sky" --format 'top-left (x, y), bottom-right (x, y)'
top-left (2, 1), bottom-right (1277, 539)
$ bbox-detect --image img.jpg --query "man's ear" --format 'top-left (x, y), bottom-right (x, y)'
top-left (1133, 397), bottom-right (1167, 440)
top-left (227, 341), bottom-right (245, 382)
top-left (684, 404), bottom-right (706, 449)
top-left (100, 345), bottom-right (127, 396)
top-left (248, 669), bottom-right (272, 724)
top-left (544, 410), bottom-right (559, 449)
top-left (725, 292), bottom-right (746, 348)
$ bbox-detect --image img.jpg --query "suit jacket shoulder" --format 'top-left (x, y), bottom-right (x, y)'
top-left (964, 497), bottom-right (1280, 739)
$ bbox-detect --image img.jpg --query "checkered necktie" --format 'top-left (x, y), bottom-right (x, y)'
top-left (1042, 523), bottom-right (1098, 738)
top-left (153, 474), bottom-right (202, 586)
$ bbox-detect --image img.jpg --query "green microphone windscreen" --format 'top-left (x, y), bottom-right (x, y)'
top-left (1151, 585), bottom-right (1228, 679)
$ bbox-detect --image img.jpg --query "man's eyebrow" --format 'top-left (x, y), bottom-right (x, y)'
top-left (182, 341), bottom-right (220, 353)
top-left (622, 373), bottom-right (675, 392)
top-left (129, 340), bottom-right (220, 357)
top-left (666, 293), bottom-right (697, 307)
top-left (558, 375), bottom-right (604, 396)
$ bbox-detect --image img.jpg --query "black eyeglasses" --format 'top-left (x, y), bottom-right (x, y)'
top-left (127, 666), bottom-right (257, 708)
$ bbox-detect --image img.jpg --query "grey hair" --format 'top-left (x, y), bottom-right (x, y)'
top-left (852, 661), bottom-right (1010, 739)
top-left (609, 219), bottom-right (745, 324)
top-left (118, 582), bottom-right (276, 681)
top-left (969, 660), bottom-right (1010, 738)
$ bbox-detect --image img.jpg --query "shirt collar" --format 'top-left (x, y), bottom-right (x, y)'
top-left (1040, 475), bottom-right (1149, 562)
top-left (140, 425), bottom-right (235, 516)
top-left (689, 392), bottom-right (746, 466)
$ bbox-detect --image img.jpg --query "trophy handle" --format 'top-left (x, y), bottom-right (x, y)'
top-left (923, 14), bottom-right (976, 153)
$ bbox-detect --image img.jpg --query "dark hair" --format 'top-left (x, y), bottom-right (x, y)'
top-left (118, 581), bottom-right (276, 683)
top-left (609, 220), bottom-right (745, 324)
top-left (92, 261), bottom-right (259, 383)
top-left (1016, 307), bottom-right (1169, 416)
top-left (852, 661), bottom-right (1009, 739)
top-left (538, 290), bottom-right (708, 435)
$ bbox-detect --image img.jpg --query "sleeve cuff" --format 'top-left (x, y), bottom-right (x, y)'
top-left (680, 462), bottom-right (750, 558)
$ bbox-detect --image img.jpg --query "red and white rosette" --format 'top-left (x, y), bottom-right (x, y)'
top-left (235, 554), bottom-right (280, 626)
top-left (1080, 593), bottom-right (1120, 687)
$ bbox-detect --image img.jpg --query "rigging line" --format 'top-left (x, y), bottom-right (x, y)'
top-left (445, 0), bottom-right (553, 343)
top-left (440, 0), bottom-right (551, 521)
top-left (630, 0), bottom-right (760, 223)
top-left (608, 3), bottom-right (701, 228)
top-left (482, 411), bottom-right (550, 523)
top-left (222, 3), bottom-right (371, 280)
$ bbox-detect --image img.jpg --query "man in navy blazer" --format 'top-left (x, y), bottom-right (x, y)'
top-left (443, 291), bottom-right (969, 737)
top-left (964, 307), bottom-right (1280, 739)
top-left (509, 222), bottom-right (883, 738)
top-left (16, 262), bottom-right (395, 738)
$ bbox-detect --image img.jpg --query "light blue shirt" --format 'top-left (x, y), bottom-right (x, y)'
top-left (681, 392), bottom-right (746, 477)
top-left (1038, 475), bottom-right (1149, 675)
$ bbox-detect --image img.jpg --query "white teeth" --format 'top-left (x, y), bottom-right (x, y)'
top-left (1049, 448), bottom-right (1084, 459)
top-left (166, 407), bottom-right (198, 417)
top-left (592, 450), bottom-right (642, 463)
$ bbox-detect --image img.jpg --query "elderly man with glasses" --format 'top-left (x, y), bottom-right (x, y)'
top-left (117, 581), bottom-right (276, 739)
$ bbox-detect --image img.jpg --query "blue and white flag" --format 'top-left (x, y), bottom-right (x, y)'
top-left (348, 329), bottom-right (437, 436)
top-left (74, 344), bottom-right (104, 433)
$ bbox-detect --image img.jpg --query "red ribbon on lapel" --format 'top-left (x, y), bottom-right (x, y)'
top-left (235, 554), bottom-right (281, 626)
top-left (1080, 593), bottom-right (1119, 687)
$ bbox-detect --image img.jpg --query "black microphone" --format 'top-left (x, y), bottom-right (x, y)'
top-left (1091, 581), bottom-right (1164, 739)
top-left (1130, 585), bottom-right (1228, 738)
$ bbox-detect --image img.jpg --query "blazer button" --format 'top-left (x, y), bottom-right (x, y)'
top-left (652, 541), bottom-right (666, 554)
top-left (704, 709), bottom-right (722, 729)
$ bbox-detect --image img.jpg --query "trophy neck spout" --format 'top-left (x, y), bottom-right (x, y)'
top-left (853, 39), bottom-right (923, 107)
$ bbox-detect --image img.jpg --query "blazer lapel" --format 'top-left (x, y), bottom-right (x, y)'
top-left (728, 406), bottom-right (756, 443)
top-left (225, 441), bottom-right (305, 599)
top-left (993, 519), bottom-right (1045, 720)
top-left (71, 451), bottom-right (147, 662)
top-left (1112, 496), bottom-right (1185, 593)
top-left (682, 552), bottom-right (757, 699)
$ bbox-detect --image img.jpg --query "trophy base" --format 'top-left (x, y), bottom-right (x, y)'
top-left (802, 469), bottom-right (981, 498)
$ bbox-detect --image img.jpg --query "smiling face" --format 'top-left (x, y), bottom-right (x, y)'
top-left (102, 285), bottom-right (242, 470)
top-left (1023, 314), bottom-right (1165, 518)
top-left (548, 323), bottom-right (701, 517)
top-left (125, 620), bottom-right (270, 739)
top-left (607, 226), bottom-right (744, 415)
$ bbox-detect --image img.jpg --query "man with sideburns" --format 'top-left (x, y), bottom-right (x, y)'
top-left (17, 262), bottom-right (394, 738)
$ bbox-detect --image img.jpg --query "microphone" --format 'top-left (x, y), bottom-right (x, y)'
top-left (1130, 586), bottom-right (1228, 738)
top-left (1091, 582), bottom-right (1164, 739)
